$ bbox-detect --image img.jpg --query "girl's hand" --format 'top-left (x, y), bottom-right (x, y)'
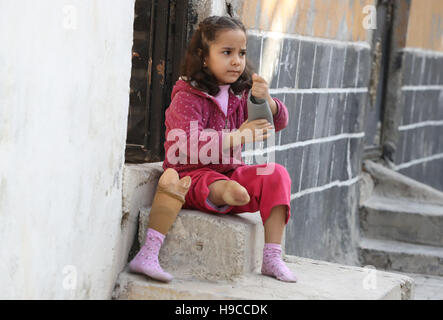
top-left (251, 73), bottom-right (269, 100)
top-left (251, 73), bottom-right (278, 115)
top-left (224, 119), bottom-right (274, 150)
top-left (238, 119), bottom-right (274, 144)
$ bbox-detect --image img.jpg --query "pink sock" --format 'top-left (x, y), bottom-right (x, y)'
top-left (128, 228), bottom-right (173, 282)
top-left (261, 243), bottom-right (297, 282)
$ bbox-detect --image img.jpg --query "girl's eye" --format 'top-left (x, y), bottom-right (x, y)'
top-left (222, 50), bottom-right (246, 56)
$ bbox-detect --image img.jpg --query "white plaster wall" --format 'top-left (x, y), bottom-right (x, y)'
top-left (0, 0), bottom-right (135, 299)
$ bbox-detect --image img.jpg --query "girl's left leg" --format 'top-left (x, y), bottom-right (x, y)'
top-left (264, 204), bottom-right (287, 244)
top-left (262, 204), bottom-right (297, 282)
top-left (228, 163), bottom-right (297, 282)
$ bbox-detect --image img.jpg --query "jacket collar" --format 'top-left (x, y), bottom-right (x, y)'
top-left (174, 77), bottom-right (245, 117)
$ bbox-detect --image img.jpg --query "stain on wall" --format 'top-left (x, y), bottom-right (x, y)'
top-left (406, 0), bottom-right (443, 52)
top-left (238, 0), bottom-right (375, 42)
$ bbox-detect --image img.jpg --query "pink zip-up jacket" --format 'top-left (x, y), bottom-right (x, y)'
top-left (162, 78), bottom-right (289, 174)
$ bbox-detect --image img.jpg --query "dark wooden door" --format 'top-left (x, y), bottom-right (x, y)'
top-left (126, 0), bottom-right (189, 163)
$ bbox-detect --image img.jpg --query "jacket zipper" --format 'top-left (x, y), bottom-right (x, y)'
top-left (225, 118), bottom-right (228, 129)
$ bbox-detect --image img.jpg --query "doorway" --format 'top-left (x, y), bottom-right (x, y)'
top-left (125, 0), bottom-right (190, 163)
top-left (363, 0), bottom-right (392, 160)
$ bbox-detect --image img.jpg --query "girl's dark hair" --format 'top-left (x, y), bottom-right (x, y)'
top-left (179, 15), bottom-right (254, 96)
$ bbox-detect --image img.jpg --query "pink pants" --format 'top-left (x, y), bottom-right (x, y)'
top-left (178, 163), bottom-right (292, 224)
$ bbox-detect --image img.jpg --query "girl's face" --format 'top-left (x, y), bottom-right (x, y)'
top-left (204, 29), bottom-right (247, 85)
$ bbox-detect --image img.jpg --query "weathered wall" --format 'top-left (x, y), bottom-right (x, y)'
top-left (393, 0), bottom-right (443, 191)
top-left (0, 0), bottom-right (134, 299)
top-left (226, 0), bottom-right (376, 265)
top-left (406, 0), bottom-right (443, 52)
top-left (238, 0), bottom-right (372, 42)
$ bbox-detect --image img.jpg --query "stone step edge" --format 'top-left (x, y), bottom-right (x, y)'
top-left (359, 237), bottom-right (443, 277)
top-left (361, 195), bottom-right (443, 217)
top-left (359, 237), bottom-right (443, 258)
top-left (359, 199), bottom-right (443, 247)
top-left (362, 160), bottom-right (443, 206)
top-left (112, 255), bottom-right (414, 300)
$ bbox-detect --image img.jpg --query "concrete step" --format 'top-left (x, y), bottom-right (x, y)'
top-left (360, 196), bottom-right (443, 247)
top-left (136, 208), bottom-right (265, 281)
top-left (359, 237), bottom-right (443, 277)
top-left (362, 160), bottom-right (443, 206)
top-left (397, 272), bottom-right (443, 300)
top-left (112, 255), bottom-right (414, 300)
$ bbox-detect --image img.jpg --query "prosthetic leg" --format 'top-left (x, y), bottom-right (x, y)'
top-left (128, 168), bottom-right (191, 282)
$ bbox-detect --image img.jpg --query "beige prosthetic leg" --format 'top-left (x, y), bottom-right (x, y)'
top-left (148, 168), bottom-right (191, 234)
top-left (128, 168), bottom-right (191, 282)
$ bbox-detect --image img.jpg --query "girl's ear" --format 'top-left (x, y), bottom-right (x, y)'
top-left (197, 48), bottom-right (207, 67)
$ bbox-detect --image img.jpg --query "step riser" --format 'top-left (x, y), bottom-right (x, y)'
top-left (359, 247), bottom-right (443, 277)
top-left (360, 207), bottom-right (443, 247)
top-left (114, 279), bottom-right (226, 300)
top-left (138, 208), bottom-right (264, 281)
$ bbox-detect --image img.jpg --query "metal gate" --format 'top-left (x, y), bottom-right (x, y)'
top-left (125, 0), bottom-right (190, 163)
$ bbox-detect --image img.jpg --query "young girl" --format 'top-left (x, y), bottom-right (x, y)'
top-left (131, 15), bottom-right (296, 283)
